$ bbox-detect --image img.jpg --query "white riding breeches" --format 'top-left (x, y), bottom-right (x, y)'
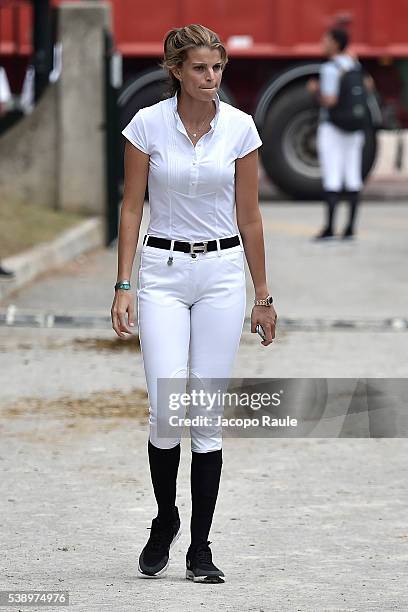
top-left (136, 239), bottom-right (246, 453)
top-left (317, 121), bottom-right (365, 192)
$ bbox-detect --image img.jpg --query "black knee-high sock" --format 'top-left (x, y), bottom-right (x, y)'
top-left (324, 190), bottom-right (340, 232)
top-left (148, 439), bottom-right (180, 524)
top-left (190, 449), bottom-right (223, 547)
top-left (345, 190), bottom-right (360, 232)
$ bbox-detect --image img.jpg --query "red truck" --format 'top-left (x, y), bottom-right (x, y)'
top-left (2, 0), bottom-right (408, 197)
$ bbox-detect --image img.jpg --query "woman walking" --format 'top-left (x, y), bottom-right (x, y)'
top-left (111, 24), bottom-right (277, 584)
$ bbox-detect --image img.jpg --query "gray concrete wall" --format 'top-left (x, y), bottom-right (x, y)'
top-left (57, 2), bottom-right (111, 214)
top-left (0, 84), bottom-right (58, 209)
top-left (0, 2), bottom-right (111, 214)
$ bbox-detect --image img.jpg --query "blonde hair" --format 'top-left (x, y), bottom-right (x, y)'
top-left (159, 24), bottom-right (228, 96)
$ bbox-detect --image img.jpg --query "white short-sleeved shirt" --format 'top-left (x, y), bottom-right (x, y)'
top-left (121, 90), bottom-right (262, 241)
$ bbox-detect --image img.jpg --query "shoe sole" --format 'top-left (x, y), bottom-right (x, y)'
top-left (137, 524), bottom-right (182, 578)
top-left (185, 569), bottom-right (225, 583)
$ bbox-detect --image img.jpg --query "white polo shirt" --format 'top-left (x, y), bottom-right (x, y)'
top-left (121, 90), bottom-right (262, 242)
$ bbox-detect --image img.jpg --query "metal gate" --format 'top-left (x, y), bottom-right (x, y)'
top-left (104, 29), bottom-right (122, 246)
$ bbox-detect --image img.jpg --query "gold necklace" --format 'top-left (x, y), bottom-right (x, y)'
top-left (180, 106), bottom-right (214, 138)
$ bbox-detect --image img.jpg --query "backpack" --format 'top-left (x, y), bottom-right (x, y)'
top-left (328, 59), bottom-right (369, 132)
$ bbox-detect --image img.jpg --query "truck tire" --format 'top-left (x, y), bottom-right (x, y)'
top-left (260, 84), bottom-right (377, 199)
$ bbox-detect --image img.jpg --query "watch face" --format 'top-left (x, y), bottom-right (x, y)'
top-left (267, 296), bottom-right (273, 305)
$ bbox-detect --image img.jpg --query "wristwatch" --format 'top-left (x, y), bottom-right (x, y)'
top-left (254, 294), bottom-right (273, 306)
top-left (114, 280), bottom-right (131, 290)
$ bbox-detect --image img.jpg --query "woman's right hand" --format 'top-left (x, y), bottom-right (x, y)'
top-left (111, 290), bottom-right (136, 339)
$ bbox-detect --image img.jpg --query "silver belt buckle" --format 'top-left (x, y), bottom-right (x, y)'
top-left (190, 241), bottom-right (208, 254)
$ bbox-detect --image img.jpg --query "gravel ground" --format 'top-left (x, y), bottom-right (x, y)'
top-left (1, 202), bottom-right (407, 611)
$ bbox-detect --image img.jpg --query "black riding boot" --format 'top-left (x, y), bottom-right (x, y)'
top-left (323, 190), bottom-right (341, 234)
top-left (343, 190), bottom-right (360, 237)
top-left (189, 448), bottom-right (223, 547)
top-left (148, 438), bottom-right (180, 524)
top-left (314, 190), bottom-right (340, 239)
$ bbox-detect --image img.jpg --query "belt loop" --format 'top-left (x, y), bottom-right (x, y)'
top-left (143, 234), bottom-right (148, 246)
top-left (167, 239), bottom-right (175, 265)
top-left (216, 237), bottom-right (221, 257)
top-left (237, 233), bottom-right (244, 250)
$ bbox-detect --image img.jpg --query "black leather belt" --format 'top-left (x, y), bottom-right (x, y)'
top-left (143, 234), bottom-right (240, 254)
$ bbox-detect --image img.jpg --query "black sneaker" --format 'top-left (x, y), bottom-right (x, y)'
top-left (186, 540), bottom-right (225, 583)
top-left (313, 227), bottom-right (335, 241)
top-left (138, 506), bottom-right (181, 578)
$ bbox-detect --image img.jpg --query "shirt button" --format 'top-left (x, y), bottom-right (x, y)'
top-left (191, 182), bottom-right (196, 185)
top-left (192, 161), bottom-right (197, 165)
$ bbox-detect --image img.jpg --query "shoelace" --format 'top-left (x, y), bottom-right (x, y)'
top-left (147, 522), bottom-right (173, 553)
top-left (195, 541), bottom-right (213, 565)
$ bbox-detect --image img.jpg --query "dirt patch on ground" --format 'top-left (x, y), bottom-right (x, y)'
top-left (71, 336), bottom-right (141, 352)
top-left (6, 335), bottom-right (141, 353)
top-left (2, 388), bottom-right (149, 420)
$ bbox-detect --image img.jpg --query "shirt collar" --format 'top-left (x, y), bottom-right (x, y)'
top-left (171, 89), bottom-right (221, 134)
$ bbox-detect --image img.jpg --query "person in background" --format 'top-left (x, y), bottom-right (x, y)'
top-left (307, 28), bottom-right (374, 240)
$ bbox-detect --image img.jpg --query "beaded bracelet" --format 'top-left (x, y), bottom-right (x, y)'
top-left (114, 280), bottom-right (131, 290)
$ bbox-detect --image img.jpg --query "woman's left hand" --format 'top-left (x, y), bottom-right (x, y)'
top-left (251, 305), bottom-right (278, 347)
